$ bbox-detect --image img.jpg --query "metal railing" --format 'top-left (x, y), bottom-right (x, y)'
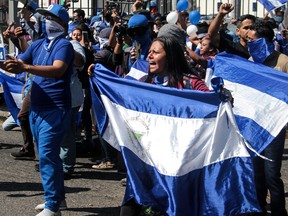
top-left (35, 0), bottom-right (267, 19)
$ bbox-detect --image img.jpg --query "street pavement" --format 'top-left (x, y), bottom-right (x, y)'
top-left (0, 101), bottom-right (125, 216)
top-left (0, 126), bottom-right (126, 216)
top-left (0, 101), bottom-right (288, 215)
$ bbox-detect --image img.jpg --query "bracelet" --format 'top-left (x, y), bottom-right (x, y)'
top-left (26, 64), bottom-right (31, 72)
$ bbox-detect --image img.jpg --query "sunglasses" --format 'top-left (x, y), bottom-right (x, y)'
top-left (126, 27), bottom-right (148, 37)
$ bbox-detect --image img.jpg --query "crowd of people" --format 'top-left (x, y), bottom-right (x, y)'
top-left (0, 0), bottom-right (287, 215)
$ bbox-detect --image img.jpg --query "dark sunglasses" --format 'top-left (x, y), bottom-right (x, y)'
top-left (126, 27), bottom-right (147, 37)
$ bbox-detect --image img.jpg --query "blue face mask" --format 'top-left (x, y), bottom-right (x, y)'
top-left (42, 19), bottom-right (64, 41)
top-left (247, 38), bottom-right (275, 63)
top-left (274, 16), bottom-right (283, 24)
top-left (132, 30), bottom-right (151, 59)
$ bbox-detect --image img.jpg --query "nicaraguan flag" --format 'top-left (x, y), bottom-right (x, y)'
top-left (125, 59), bottom-right (148, 81)
top-left (90, 63), bottom-right (261, 215)
top-left (257, 0), bottom-right (288, 11)
top-left (127, 55), bottom-right (288, 156)
top-left (213, 52), bottom-right (288, 154)
top-left (0, 71), bottom-right (24, 124)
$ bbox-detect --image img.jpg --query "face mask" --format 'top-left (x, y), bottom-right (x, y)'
top-left (247, 38), bottom-right (275, 63)
top-left (274, 16), bottom-right (283, 24)
top-left (42, 19), bottom-right (64, 40)
top-left (132, 30), bottom-right (151, 59)
top-left (132, 29), bottom-right (150, 46)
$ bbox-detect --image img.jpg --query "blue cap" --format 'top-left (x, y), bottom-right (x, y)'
top-left (26, 0), bottom-right (39, 14)
top-left (68, 23), bottom-right (78, 34)
top-left (37, 3), bottom-right (70, 24)
top-left (150, 1), bottom-right (157, 7)
top-left (128, 14), bottom-right (148, 28)
top-left (90, 16), bottom-right (101, 25)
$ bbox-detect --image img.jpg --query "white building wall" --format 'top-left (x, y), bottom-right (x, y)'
top-left (196, 0), bottom-right (267, 18)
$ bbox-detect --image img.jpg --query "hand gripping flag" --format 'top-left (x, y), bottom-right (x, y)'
top-left (90, 63), bottom-right (261, 215)
top-left (212, 52), bottom-right (288, 155)
top-left (0, 71), bottom-right (24, 124)
top-left (258, 0), bottom-right (288, 11)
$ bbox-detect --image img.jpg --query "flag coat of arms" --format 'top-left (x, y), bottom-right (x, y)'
top-left (90, 64), bottom-right (261, 215)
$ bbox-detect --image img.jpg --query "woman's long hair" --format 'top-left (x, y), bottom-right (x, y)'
top-left (147, 36), bottom-right (191, 88)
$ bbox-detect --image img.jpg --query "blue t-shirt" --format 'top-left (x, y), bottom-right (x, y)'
top-left (19, 37), bottom-right (74, 110)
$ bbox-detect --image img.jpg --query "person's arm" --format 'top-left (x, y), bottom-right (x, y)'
top-left (70, 40), bottom-right (86, 67)
top-left (14, 27), bottom-right (29, 52)
top-left (208, 3), bottom-right (234, 46)
top-left (21, 8), bottom-right (41, 41)
top-left (112, 44), bottom-right (124, 65)
top-left (3, 21), bottom-right (16, 40)
top-left (112, 34), bottom-right (125, 65)
top-left (131, 0), bottom-right (144, 13)
top-left (4, 59), bottom-right (68, 79)
top-left (74, 50), bottom-right (85, 67)
top-left (88, 63), bottom-right (95, 76)
top-left (186, 46), bottom-right (207, 67)
top-left (108, 18), bottom-right (121, 49)
top-left (3, 21), bottom-right (21, 50)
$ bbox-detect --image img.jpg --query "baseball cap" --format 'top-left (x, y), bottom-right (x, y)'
top-left (99, 28), bottom-right (112, 39)
top-left (37, 3), bottom-right (70, 24)
top-left (90, 16), bottom-right (101, 26)
top-left (150, 1), bottom-right (157, 7)
top-left (26, 0), bottom-right (39, 14)
top-left (128, 14), bottom-right (148, 28)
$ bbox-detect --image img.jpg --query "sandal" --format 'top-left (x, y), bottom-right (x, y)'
top-left (92, 161), bottom-right (115, 170)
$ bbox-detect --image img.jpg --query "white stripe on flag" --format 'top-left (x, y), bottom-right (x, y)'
top-left (11, 92), bottom-right (23, 109)
top-left (268, 0), bottom-right (283, 7)
top-left (101, 94), bottom-right (250, 176)
top-left (125, 67), bottom-right (148, 81)
top-left (224, 80), bottom-right (288, 137)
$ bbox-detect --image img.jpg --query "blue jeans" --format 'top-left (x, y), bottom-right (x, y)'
top-left (60, 106), bottom-right (79, 174)
top-left (253, 128), bottom-right (287, 216)
top-left (30, 107), bottom-right (71, 212)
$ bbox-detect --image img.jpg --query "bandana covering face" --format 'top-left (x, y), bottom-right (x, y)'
top-left (274, 16), bottom-right (283, 24)
top-left (42, 19), bottom-right (64, 40)
top-left (248, 38), bottom-right (275, 63)
top-left (132, 30), bottom-right (151, 59)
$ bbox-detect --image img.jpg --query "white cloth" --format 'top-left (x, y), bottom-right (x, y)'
top-left (70, 40), bottom-right (85, 108)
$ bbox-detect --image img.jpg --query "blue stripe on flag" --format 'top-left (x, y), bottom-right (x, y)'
top-left (92, 63), bottom-right (221, 119)
top-left (122, 147), bottom-right (260, 216)
top-left (258, 0), bottom-right (287, 11)
top-left (0, 72), bottom-right (24, 124)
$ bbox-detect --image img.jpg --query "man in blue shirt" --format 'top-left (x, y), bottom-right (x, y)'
top-left (2, 4), bottom-right (74, 216)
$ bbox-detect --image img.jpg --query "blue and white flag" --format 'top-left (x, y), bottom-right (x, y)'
top-left (125, 59), bottom-right (148, 81)
top-left (213, 52), bottom-right (288, 154)
top-left (258, 0), bottom-right (288, 11)
top-left (0, 71), bottom-right (24, 124)
top-left (90, 63), bottom-right (261, 215)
